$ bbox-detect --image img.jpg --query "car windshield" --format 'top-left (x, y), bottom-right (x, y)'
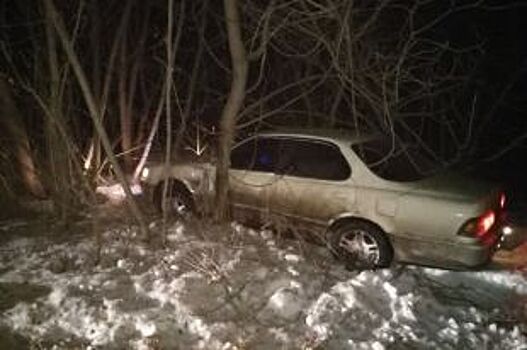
top-left (351, 138), bottom-right (438, 182)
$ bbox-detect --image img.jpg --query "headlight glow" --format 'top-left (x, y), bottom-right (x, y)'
top-left (141, 167), bottom-right (150, 180)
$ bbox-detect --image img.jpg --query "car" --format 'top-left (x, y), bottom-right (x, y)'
top-left (140, 129), bottom-right (506, 269)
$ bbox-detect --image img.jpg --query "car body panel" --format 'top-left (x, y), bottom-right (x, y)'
top-left (271, 176), bottom-right (355, 224)
top-left (229, 169), bottom-right (275, 224)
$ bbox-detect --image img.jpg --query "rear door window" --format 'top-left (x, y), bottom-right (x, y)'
top-left (278, 139), bottom-right (351, 181)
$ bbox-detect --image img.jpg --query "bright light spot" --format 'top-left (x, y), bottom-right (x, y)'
top-left (141, 167), bottom-right (150, 180)
top-left (96, 183), bottom-right (143, 203)
top-left (284, 254), bottom-right (301, 263)
top-left (503, 226), bottom-right (513, 236)
top-left (500, 193), bottom-right (506, 209)
top-left (477, 210), bottom-right (495, 236)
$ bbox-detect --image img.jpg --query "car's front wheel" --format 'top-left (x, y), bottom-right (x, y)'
top-left (153, 180), bottom-right (195, 220)
top-left (328, 221), bottom-right (393, 269)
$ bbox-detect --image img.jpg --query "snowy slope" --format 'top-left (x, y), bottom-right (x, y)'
top-left (0, 220), bottom-right (526, 349)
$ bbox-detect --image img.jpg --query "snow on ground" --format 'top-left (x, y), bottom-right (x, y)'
top-left (0, 219), bottom-right (527, 349)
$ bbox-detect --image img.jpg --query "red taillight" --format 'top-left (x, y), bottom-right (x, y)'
top-left (476, 210), bottom-right (495, 237)
top-left (499, 193), bottom-right (506, 209)
top-left (459, 210), bottom-right (497, 239)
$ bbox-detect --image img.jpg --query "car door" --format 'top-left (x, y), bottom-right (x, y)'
top-left (229, 136), bottom-right (281, 225)
top-left (269, 138), bottom-right (355, 236)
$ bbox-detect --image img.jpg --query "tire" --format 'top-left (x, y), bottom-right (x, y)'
top-left (153, 180), bottom-right (195, 220)
top-left (328, 221), bottom-right (393, 269)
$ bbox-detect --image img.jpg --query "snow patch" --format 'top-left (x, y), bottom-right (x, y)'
top-left (1, 223), bottom-right (527, 349)
top-left (265, 284), bottom-right (305, 320)
top-left (96, 183), bottom-right (142, 203)
top-left (135, 317), bottom-right (156, 337)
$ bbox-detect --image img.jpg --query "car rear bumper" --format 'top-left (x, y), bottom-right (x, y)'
top-left (391, 227), bottom-right (504, 269)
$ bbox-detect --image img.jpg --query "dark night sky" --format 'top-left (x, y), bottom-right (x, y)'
top-left (461, 4), bottom-right (527, 186)
top-left (467, 2), bottom-right (527, 210)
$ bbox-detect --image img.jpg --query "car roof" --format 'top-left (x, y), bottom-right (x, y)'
top-left (255, 128), bottom-right (378, 145)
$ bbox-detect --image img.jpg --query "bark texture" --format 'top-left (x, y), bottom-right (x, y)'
top-left (214, 0), bottom-right (249, 221)
top-left (0, 78), bottom-right (46, 198)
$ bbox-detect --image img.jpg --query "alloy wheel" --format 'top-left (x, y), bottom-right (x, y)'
top-left (338, 229), bottom-right (381, 266)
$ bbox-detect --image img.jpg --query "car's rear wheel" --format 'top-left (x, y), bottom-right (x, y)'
top-left (153, 180), bottom-right (195, 220)
top-left (328, 221), bottom-right (393, 269)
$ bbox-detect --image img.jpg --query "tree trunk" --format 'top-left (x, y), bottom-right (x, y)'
top-left (89, 0), bottom-right (102, 173)
top-left (118, 40), bottom-right (134, 172)
top-left (214, 0), bottom-right (249, 221)
top-left (0, 78), bottom-right (46, 198)
top-left (44, 0), bottom-right (148, 238)
top-left (44, 0), bottom-right (72, 221)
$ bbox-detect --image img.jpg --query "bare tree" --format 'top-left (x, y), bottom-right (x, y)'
top-left (214, 0), bottom-right (249, 221)
top-left (0, 77), bottom-right (46, 199)
top-left (235, 0), bottom-right (484, 164)
top-left (117, 1), bottom-right (136, 171)
top-left (43, 0), bottom-right (148, 236)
